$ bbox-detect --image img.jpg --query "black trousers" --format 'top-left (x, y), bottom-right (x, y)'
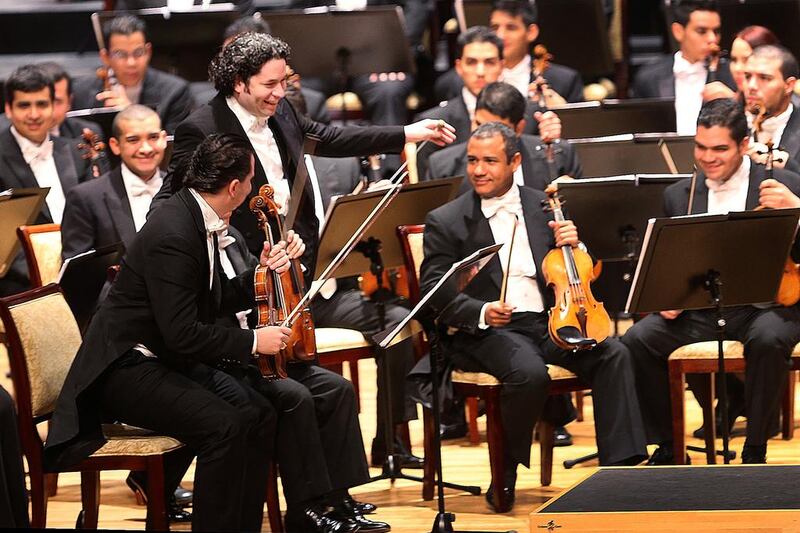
top-left (448, 312), bottom-right (647, 467)
top-left (313, 289), bottom-right (418, 448)
top-left (0, 386), bottom-right (28, 529)
top-left (622, 305), bottom-right (800, 447)
top-left (100, 352), bottom-right (275, 532)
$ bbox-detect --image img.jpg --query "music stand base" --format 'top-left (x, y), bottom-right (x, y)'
top-left (687, 444), bottom-right (737, 461)
top-left (430, 511), bottom-right (517, 533)
top-left (563, 451), bottom-right (598, 469)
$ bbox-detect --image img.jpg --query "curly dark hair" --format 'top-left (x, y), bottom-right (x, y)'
top-left (183, 133), bottom-right (254, 193)
top-left (209, 32), bottom-right (290, 97)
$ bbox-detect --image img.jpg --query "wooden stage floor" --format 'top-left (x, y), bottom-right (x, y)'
top-left (3, 345), bottom-right (800, 532)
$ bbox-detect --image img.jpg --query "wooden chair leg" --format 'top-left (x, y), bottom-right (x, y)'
top-left (421, 406), bottom-right (435, 501)
top-left (538, 420), bottom-right (554, 487)
top-left (783, 370), bottom-right (795, 440)
top-left (669, 363), bottom-right (688, 465)
top-left (701, 374), bottom-right (716, 464)
top-left (574, 391), bottom-right (584, 422)
top-left (79, 470), bottom-right (100, 529)
top-left (145, 458), bottom-right (168, 531)
top-left (266, 461), bottom-right (283, 533)
top-left (466, 396), bottom-right (480, 445)
top-left (348, 361), bottom-right (361, 412)
top-left (484, 387), bottom-right (509, 512)
top-left (46, 472), bottom-right (59, 497)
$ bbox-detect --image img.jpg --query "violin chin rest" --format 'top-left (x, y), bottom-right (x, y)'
top-left (555, 326), bottom-right (597, 349)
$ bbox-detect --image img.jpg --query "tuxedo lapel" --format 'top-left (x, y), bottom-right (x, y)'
top-left (780, 104), bottom-right (800, 161)
top-left (520, 138), bottom-right (550, 191)
top-left (689, 174), bottom-right (709, 214)
top-left (104, 169), bottom-right (137, 247)
top-left (52, 138), bottom-right (80, 193)
top-left (463, 194), bottom-right (503, 292)
top-left (658, 61), bottom-right (676, 98)
top-left (745, 164), bottom-right (765, 209)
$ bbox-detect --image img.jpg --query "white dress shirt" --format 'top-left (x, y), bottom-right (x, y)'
top-left (218, 229), bottom-right (253, 330)
top-left (747, 104), bottom-right (794, 146)
top-left (501, 54), bottom-right (532, 99)
top-left (461, 87), bottom-right (478, 123)
top-left (673, 52), bottom-right (708, 135)
top-left (121, 163), bottom-right (162, 231)
top-left (706, 157), bottom-right (751, 215)
top-left (226, 96), bottom-right (291, 215)
top-left (124, 82), bottom-right (143, 105)
top-left (10, 126), bottom-right (65, 223)
top-left (477, 184), bottom-right (544, 328)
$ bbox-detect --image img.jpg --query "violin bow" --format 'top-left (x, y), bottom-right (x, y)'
top-left (499, 214), bottom-right (519, 304)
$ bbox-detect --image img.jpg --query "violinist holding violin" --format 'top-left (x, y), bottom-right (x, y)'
top-left (420, 123), bottom-right (649, 513)
top-left (622, 98), bottom-right (800, 466)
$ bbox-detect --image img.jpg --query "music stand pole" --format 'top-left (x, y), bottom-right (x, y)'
top-left (706, 270), bottom-right (731, 464)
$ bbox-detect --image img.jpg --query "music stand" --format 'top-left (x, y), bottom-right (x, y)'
top-left (375, 243), bottom-right (509, 533)
top-left (314, 177), bottom-right (464, 488)
top-left (456, 0), bottom-right (613, 78)
top-left (626, 209), bottom-right (800, 463)
top-left (58, 243), bottom-right (125, 333)
top-left (558, 98), bottom-right (676, 139)
top-left (0, 188), bottom-right (48, 279)
top-left (570, 133), bottom-right (694, 177)
top-left (66, 107), bottom-right (120, 142)
top-left (91, 5), bottom-right (240, 82)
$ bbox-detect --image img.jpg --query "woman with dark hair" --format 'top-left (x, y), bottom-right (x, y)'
top-left (0, 385), bottom-right (29, 529)
top-left (705, 25), bottom-right (780, 101)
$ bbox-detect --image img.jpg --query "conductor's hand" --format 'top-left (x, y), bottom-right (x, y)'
top-left (660, 310), bottom-right (683, 320)
top-left (702, 81), bottom-right (737, 102)
top-left (260, 241), bottom-right (290, 273)
top-left (484, 301), bottom-right (515, 328)
top-left (548, 219), bottom-right (579, 248)
top-left (256, 326), bottom-right (292, 355)
top-left (404, 119), bottom-right (457, 146)
top-left (759, 178), bottom-right (800, 209)
top-left (534, 111), bottom-right (562, 143)
top-left (285, 230), bottom-right (306, 260)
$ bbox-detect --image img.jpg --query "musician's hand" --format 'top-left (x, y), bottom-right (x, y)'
top-left (260, 241), bottom-right (291, 273)
top-left (95, 87), bottom-right (131, 108)
top-left (544, 175), bottom-right (575, 195)
top-left (534, 111), bottom-right (562, 143)
top-left (484, 301), bottom-right (515, 328)
top-left (759, 179), bottom-right (800, 209)
top-left (285, 230), bottom-right (306, 260)
top-left (529, 82), bottom-right (568, 108)
top-left (549, 220), bottom-right (579, 248)
top-left (748, 143), bottom-right (788, 168)
top-left (404, 119), bottom-right (457, 147)
top-left (660, 310), bottom-right (682, 320)
top-left (366, 179), bottom-right (393, 191)
top-left (702, 81), bottom-right (737, 102)
top-left (255, 326), bottom-right (292, 355)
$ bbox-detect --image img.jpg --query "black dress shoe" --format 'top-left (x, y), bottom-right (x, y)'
top-left (553, 426), bottom-right (573, 447)
top-left (332, 498), bottom-right (390, 532)
top-left (285, 506), bottom-right (360, 533)
top-left (439, 421), bottom-right (468, 440)
top-left (126, 473), bottom-right (193, 508)
top-left (371, 439), bottom-right (425, 469)
top-left (741, 444), bottom-right (767, 464)
top-left (484, 484), bottom-right (515, 513)
top-left (168, 500), bottom-right (192, 522)
top-left (343, 494), bottom-right (377, 515)
top-left (645, 445), bottom-right (691, 466)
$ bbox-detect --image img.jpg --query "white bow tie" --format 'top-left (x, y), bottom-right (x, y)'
top-left (22, 140), bottom-right (53, 164)
top-left (251, 117), bottom-right (269, 133)
top-left (673, 58), bottom-right (706, 79)
top-left (481, 186), bottom-right (522, 219)
top-left (705, 178), bottom-right (734, 193)
top-left (217, 229), bottom-right (236, 250)
top-left (128, 176), bottom-right (161, 198)
top-left (206, 219), bottom-right (228, 237)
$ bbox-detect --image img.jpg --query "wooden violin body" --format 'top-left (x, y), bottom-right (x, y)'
top-left (541, 194), bottom-right (611, 350)
top-left (776, 258), bottom-right (800, 307)
top-left (250, 185), bottom-right (316, 380)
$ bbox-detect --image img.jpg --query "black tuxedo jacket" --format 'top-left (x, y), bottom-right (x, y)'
top-left (153, 93), bottom-right (405, 276)
top-left (777, 103), bottom-right (800, 171)
top-left (426, 134), bottom-right (583, 192)
top-left (631, 55), bottom-right (736, 98)
top-left (44, 187), bottom-right (257, 470)
top-left (663, 162), bottom-right (800, 260)
top-left (420, 186), bottom-right (555, 337)
top-left (0, 127), bottom-right (92, 296)
top-left (71, 67), bottom-right (193, 134)
top-left (414, 95), bottom-right (542, 178)
top-left (60, 167), bottom-right (137, 260)
top-left (433, 61), bottom-right (585, 104)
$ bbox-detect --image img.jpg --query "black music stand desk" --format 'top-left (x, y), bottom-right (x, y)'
top-left (570, 133), bottom-right (694, 177)
top-left (558, 98), bottom-right (676, 139)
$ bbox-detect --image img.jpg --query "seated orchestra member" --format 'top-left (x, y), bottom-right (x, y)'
top-left (44, 134), bottom-right (291, 532)
top-left (416, 26), bottom-right (561, 178)
top-left (61, 105), bottom-right (166, 260)
top-left (0, 65), bottom-right (94, 297)
top-left (420, 122), bottom-right (648, 512)
top-left (427, 81), bottom-right (582, 188)
top-left (434, 0), bottom-right (584, 105)
top-left (622, 98), bottom-right (800, 465)
top-left (703, 25), bottom-right (779, 102)
top-left (37, 62), bottom-right (104, 140)
top-left (632, 0), bottom-right (735, 134)
top-left (71, 14), bottom-right (193, 135)
top-left (0, 385), bottom-right (29, 529)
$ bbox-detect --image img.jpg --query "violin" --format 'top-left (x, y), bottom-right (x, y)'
top-left (530, 44), bottom-right (561, 185)
top-left (704, 44), bottom-right (726, 84)
top-left (541, 191), bottom-right (611, 350)
top-left (77, 128), bottom-right (106, 178)
top-left (250, 184), bottom-right (316, 380)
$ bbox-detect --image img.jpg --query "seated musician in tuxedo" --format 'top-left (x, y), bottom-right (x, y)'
top-left (71, 14), bottom-right (193, 134)
top-left (420, 122), bottom-right (648, 512)
top-left (0, 65), bottom-right (93, 296)
top-left (427, 81), bottom-right (582, 188)
top-left (416, 26), bottom-right (562, 178)
top-left (37, 62), bottom-right (103, 141)
top-left (61, 104), bottom-right (166, 260)
top-left (622, 98), bottom-right (800, 465)
top-left (434, 0), bottom-right (584, 105)
top-left (44, 134), bottom-right (291, 532)
top-left (632, 0), bottom-right (735, 134)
